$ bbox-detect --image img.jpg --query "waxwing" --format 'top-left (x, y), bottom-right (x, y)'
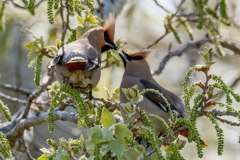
top-left (49, 13), bottom-right (118, 99)
top-left (119, 49), bottom-right (188, 136)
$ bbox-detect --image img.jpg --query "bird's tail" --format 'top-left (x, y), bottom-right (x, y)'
top-left (180, 128), bottom-right (208, 148)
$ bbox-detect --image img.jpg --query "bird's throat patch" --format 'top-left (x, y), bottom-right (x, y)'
top-left (66, 61), bottom-right (87, 71)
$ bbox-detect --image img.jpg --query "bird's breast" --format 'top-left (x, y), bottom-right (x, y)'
top-left (66, 61), bottom-right (87, 72)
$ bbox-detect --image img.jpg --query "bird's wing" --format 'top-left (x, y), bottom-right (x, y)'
top-left (140, 79), bottom-right (184, 118)
top-left (48, 46), bottom-right (65, 68)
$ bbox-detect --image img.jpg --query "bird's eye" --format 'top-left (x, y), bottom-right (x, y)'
top-left (127, 55), bottom-right (143, 61)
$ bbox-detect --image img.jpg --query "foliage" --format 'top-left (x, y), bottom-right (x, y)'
top-left (0, 100), bottom-right (12, 122)
top-left (0, 0), bottom-right (240, 160)
top-left (0, 132), bottom-right (12, 159)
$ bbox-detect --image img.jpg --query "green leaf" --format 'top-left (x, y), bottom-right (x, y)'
top-left (27, 51), bottom-right (39, 62)
top-left (56, 39), bottom-right (63, 48)
top-left (101, 108), bottom-right (116, 129)
top-left (77, 15), bottom-right (84, 25)
top-left (59, 138), bottom-right (69, 151)
top-left (40, 148), bottom-right (54, 156)
top-left (92, 87), bottom-right (99, 91)
top-left (115, 123), bottom-right (132, 139)
top-left (26, 28), bottom-right (37, 39)
top-left (120, 148), bottom-right (138, 160)
top-left (110, 88), bottom-right (120, 101)
top-left (76, 26), bottom-right (84, 39)
top-left (37, 154), bottom-right (50, 160)
top-left (39, 36), bottom-right (44, 47)
top-left (90, 126), bottom-right (103, 143)
top-left (53, 147), bottom-right (70, 160)
top-left (150, 153), bottom-right (158, 160)
top-left (108, 138), bottom-right (125, 157)
top-left (25, 41), bottom-right (37, 50)
top-left (86, 14), bottom-right (99, 24)
top-left (102, 127), bottom-right (114, 142)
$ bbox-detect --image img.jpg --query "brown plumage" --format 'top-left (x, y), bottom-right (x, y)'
top-left (119, 49), bottom-right (208, 147)
top-left (49, 13), bottom-right (118, 99)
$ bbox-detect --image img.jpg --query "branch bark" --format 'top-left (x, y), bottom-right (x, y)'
top-left (152, 37), bottom-right (210, 75)
top-left (0, 81), bottom-right (32, 96)
top-left (21, 71), bottom-right (55, 119)
top-left (0, 91), bottom-right (27, 104)
top-left (6, 111), bottom-right (78, 147)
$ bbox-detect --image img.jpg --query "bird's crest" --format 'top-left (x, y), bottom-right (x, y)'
top-left (128, 49), bottom-right (155, 59)
top-left (103, 13), bottom-right (115, 43)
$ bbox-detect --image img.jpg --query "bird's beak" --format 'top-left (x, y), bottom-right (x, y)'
top-left (118, 50), bottom-right (129, 68)
top-left (119, 50), bottom-right (128, 61)
top-left (122, 50), bottom-right (128, 58)
top-left (107, 42), bottom-right (118, 50)
top-left (118, 52), bottom-right (126, 61)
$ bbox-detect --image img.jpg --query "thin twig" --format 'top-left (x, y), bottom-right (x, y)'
top-left (215, 116), bottom-right (240, 126)
top-left (0, 81), bottom-right (32, 96)
top-left (57, 98), bottom-right (76, 111)
top-left (152, 36), bottom-right (210, 75)
top-left (151, 36), bottom-right (240, 75)
top-left (214, 76), bottom-right (240, 101)
top-left (145, 27), bottom-right (169, 49)
top-left (219, 38), bottom-right (240, 56)
top-left (21, 71), bottom-right (55, 119)
top-left (147, 125), bottom-right (187, 157)
top-left (6, 111), bottom-right (78, 147)
top-left (153, 0), bottom-right (172, 13)
top-left (20, 138), bottom-right (36, 160)
top-left (9, 0), bottom-right (44, 9)
top-left (204, 109), bottom-right (240, 118)
top-left (96, 0), bottom-right (104, 19)
top-left (174, 0), bottom-right (185, 15)
top-left (0, 92), bottom-right (27, 104)
top-left (60, 0), bottom-right (71, 43)
top-left (92, 96), bottom-right (120, 110)
top-left (145, 0), bottom-right (185, 49)
top-left (42, 49), bottom-right (55, 59)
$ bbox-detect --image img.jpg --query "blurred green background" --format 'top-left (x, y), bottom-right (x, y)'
top-left (0, 0), bottom-right (240, 159)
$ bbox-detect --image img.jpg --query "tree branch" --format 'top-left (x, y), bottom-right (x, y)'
top-left (21, 71), bottom-right (55, 119)
top-left (92, 96), bottom-right (120, 110)
top-left (20, 138), bottom-right (36, 160)
top-left (6, 111), bottom-right (78, 147)
top-left (96, 0), bottom-right (104, 19)
top-left (153, 0), bottom-right (172, 13)
top-left (146, 0), bottom-right (185, 49)
top-left (152, 36), bottom-right (210, 75)
top-left (0, 91), bottom-right (27, 104)
top-left (9, 0), bottom-right (44, 9)
top-left (145, 27), bottom-right (169, 49)
top-left (215, 116), bottom-right (240, 126)
top-left (219, 38), bottom-right (240, 56)
top-left (203, 109), bottom-right (240, 117)
top-left (0, 81), bottom-right (32, 96)
top-left (60, 0), bottom-right (71, 43)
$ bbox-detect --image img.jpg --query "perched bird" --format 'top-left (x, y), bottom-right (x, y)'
top-left (119, 49), bottom-right (207, 147)
top-left (49, 13), bottom-right (118, 99)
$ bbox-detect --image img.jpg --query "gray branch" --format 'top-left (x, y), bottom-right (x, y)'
top-left (21, 71), bottom-right (55, 119)
top-left (153, 36), bottom-right (240, 75)
top-left (0, 81), bottom-right (32, 96)
top-left (5, 111), bottom-right (78, 147)
top-left (153, 37), bottom-right (210, 75)
top-left (209, 109), bottom-right (240, 118)
top-left (219, 38), bottom-right (240, 56)
top-left (92, 96), bottom-right (120, 110)
top-left (0, 91), bottom-right (27, 104)
top-left (9, 0), bottom-right (44, 9)
top-left (215, 116), bottom-right (240, 126)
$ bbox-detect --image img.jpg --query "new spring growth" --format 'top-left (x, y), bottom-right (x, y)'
top-left (122, 85), bottom-right (141, 102)
top-left (198, 47), bottom-right (216, 68)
